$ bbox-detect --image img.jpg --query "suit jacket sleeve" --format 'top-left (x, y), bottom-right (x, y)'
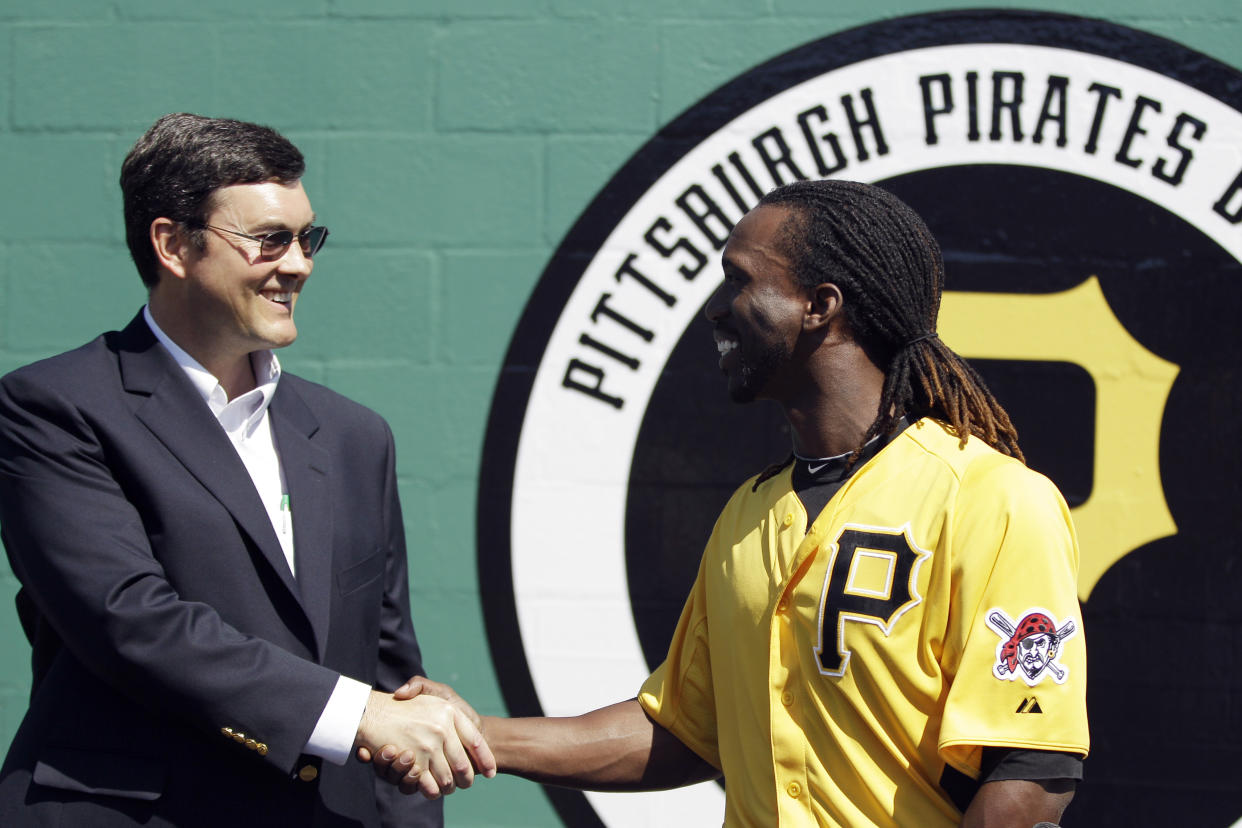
top-left (0, 365), bottom-right (340, 774)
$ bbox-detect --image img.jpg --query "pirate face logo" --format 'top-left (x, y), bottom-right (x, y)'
top-left (986, 609), bottom-right (1078, 686)
top-left (1018, 632), bottom-right (1054, 680)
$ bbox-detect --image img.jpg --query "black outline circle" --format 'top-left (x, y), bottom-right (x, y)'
top-left (476, 10), bottom-right (1242, 826)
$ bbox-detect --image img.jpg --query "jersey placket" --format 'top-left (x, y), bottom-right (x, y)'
top-left (769, 494), bottom-right (820, 824)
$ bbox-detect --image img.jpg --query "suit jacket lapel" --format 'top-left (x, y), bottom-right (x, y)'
top-left (115, 315), bottom-right (312, 641)
top-left (270, 381), bottom-right (334, 659)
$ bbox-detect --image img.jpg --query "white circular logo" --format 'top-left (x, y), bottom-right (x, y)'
top-left (480, 11), bottom-right (1242, 826)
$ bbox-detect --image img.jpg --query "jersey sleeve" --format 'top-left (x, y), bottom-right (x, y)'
top-left (937, 455), bottom-right (1089, 776)
top-left (638, 548), bottom-right (722, 771)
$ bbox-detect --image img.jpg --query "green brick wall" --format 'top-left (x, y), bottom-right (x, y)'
top-left (1, 2), bottom-right (1239, 825)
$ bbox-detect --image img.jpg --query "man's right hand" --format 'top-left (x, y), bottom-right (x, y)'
top-left (354, 690), bottom-right (496, 798)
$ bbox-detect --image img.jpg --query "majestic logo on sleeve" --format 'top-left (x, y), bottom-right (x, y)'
top-left (479, 10), bottom-right (1242, 827)
top-left (987, 608), bottom-right (1078, 686)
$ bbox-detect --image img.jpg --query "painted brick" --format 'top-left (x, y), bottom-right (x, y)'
top-left (408, 589), bottom-right (499, 688)
top-left (440, 249), bottom-right (547, 366)
top-left (396, 477), bottom-right (433, 550)
top-left (0, 1), bottom-right (110, 21)
top-left (5, 244), bottom-right (144, 356)
top-left (0, 136), bottom-right (115, 241)
top-left (285, 248), bottom-right (435, 363)
top-left (0, 243), bottom-right (7, 352)
top-left (658, 8), bottom-right (1242, 122)
top-left (553, 0), bottom-right (765, 17)
top-left (776, 0), bottom-right (1242, 17)
top-left (399, 477), bottom-right (483, 594)
top-left (216, 22), bottom-right (433, 131)
top-left (437, 22), bottom-right (660, 132)
top-left (116, 0), bottom-right (326, 19)
top-left (322, 363), bottom-right (496, 486)
top-left (771, 0), bottom-right (1051, 15)
top-left (316, 358), bottom-right (410, 416)
top-left (1134, 16), bottom-right (1242, 70)
top-left (284, 135), bottom-right (329, 190)
top-left (397, 476), bottom-right (479, 598)
top-left (545, 135), bottom-right (644, 242)
top-left (445, 772), bottom-right (563, 828)
top-left (330, 0), bottom-right (544, 18)
top-left (14, 25), bottom-right (217, 129)
top-left (275, 355), bottom-right (328, 386)
top-left (658, 20), bottom-right (843, 123)
top-left (0, 25), bottom-right (11, 129)
top-left (314, 361), bottom-right (406, 439)
top-left (322, 135), bottom-right (542, 246)
top-left (403, 589), bottom-right (507, 718)
top-left (409, 367), bottom-right (497, 477)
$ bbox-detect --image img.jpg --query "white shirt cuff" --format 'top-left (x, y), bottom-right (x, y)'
top-left (303, 675), bottom-right (373, 766)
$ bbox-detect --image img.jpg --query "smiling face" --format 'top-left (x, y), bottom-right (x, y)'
top-left (704, 205), bottom-right (810, 403)
top-left (155, 180), bottom-right (315, 375)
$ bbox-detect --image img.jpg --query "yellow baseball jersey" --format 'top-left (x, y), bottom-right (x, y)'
top-left (639, 418), bottom-right (1089, 827)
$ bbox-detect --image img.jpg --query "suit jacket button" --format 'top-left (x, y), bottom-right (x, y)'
top-left (256, 743), bottom-right (269, 756)
top-left (298, 765), bottom-right (318, 782)
top-left (221, 727), bottom-right (234, 738)
top-left (245, 739), bottom-right (257, 750)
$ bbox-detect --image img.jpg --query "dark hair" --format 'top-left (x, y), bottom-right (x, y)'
top-left (120, 113), bottom-right (305, 287)
top-left (758, 179), bottom-right (1023, 461)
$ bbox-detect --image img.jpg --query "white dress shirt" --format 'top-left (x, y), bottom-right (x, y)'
top-left (144, 306), bottom-right (370, 766)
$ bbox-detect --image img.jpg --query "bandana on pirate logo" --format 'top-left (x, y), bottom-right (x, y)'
top-left (986, 607), bottom-right (1078, 687)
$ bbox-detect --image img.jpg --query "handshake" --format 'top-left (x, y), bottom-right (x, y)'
top-left (353, 677), bottom-right (496, 799)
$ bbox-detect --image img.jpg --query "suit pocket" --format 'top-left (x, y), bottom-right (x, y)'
top-left (33, 747), bottom-right (166, 801)
top-left (337, 548), bottom-right (384, 596)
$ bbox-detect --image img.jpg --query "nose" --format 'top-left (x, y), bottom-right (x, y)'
top-left (704, 281), bottom-right (728, 322)
top-left (278, 240), bottom-right (313, 278)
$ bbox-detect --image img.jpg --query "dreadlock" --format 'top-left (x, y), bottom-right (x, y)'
top-left (758, 179), bottom-right (1024, 463)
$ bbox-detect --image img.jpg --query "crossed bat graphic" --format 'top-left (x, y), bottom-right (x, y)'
top-left (989, 611), bottom-right (1075, 682)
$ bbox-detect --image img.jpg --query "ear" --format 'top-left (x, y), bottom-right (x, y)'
top-left (803, 282), bottom-right (844, 333)
top-left (149, 217), bottom-right (194, 281)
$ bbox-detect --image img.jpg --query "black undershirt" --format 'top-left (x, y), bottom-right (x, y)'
top-left (786, 420), bottom-right (1083, 808)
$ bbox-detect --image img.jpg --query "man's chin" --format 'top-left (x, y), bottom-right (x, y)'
top-left (724, 364), bottom-right (768, 404)
top-left (260, 322), bottom-right (299, 350)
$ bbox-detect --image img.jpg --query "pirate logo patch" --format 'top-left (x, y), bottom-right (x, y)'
top-left (986, 608), bottom-right (1077, 687)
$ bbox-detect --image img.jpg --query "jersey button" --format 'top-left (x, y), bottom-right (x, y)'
top-left (782, 513), bottom-right (794, 527)
top-left (786, 781), bottom-right (802, 798)
top-left (781, 690), bottom-right (794, 706)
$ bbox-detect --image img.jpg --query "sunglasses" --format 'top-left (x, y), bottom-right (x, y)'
top-left (205, 224), bottom-right (330, 259)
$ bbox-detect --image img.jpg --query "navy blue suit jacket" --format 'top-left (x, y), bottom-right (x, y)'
top-left (0, 313), bottom-right (440, 827)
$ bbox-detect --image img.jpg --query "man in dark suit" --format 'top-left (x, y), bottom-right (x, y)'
top-left (0, 113), bottom-right (493, 827)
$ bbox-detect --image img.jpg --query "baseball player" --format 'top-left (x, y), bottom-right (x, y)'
top-left (385, 180), bottom-right (1089, 826)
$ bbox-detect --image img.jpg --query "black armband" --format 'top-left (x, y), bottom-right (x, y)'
top-left (980, 747), bottom-right (1083, 783)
